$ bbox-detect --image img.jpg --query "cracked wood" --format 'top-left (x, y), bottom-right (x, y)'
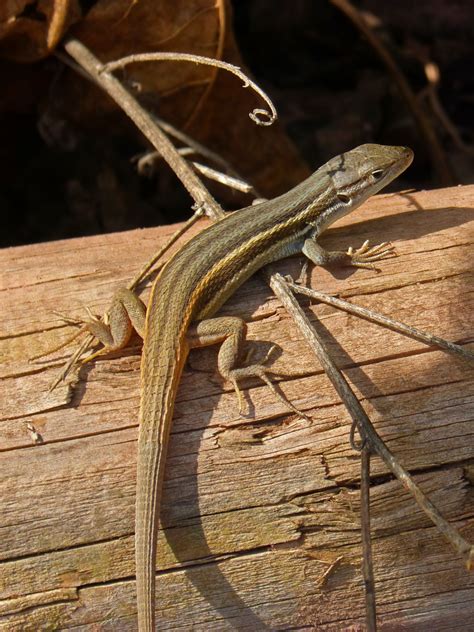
top-left (0, 184), bottom-right (473, 630)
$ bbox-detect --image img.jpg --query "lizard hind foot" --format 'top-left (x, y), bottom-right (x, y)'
top-left (31, 307), bottom-right (103, 362)
top-left (228, 361), bottom-right (310, 421)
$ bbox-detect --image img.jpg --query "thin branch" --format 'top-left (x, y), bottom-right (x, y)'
top-left (287, 281), bottom-right (474, 363)
top-left (63, 38), bottom-right (224, 221)
top-left (270, 272), bottom-right (473, 567)
top-left (137, 152), bottom-right (257, 195)
top-left (360, 447), bottom-right (377, 632)
top-left (128, 206), bottom-right (206, 290)
top-left (102, 52), bottom-right (277, 126)
top-left (422, 62), bottom-right (474, 158)
top-left (189, 161), bottom-right (257, 194)
top-left (330, 0), bottom-right (454, 186)
top-left (153, 116), bottom-right (254, 183)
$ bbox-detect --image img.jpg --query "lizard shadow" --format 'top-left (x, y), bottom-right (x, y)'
top-left (64, 342), bottom-right (143, 408)
top-left (55, 335), bottom-right (270, 627)
top-left (67, 340), bottom-right (272, 627)
top-left (339, 203), bottom-right (474, 243)
top-left (160, 349), bottom-right (274, 630)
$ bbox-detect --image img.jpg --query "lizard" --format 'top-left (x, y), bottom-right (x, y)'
top-left (70, 143), bottom-right (413, 630)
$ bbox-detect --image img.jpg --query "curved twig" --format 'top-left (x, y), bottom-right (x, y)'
top-left (422, 61), bottom-right (474, 158)
top-left (102, 52), bottom-right (277, 126)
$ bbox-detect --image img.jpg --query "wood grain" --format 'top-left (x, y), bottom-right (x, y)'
top-left (1, 185), bottom-right (473, 630)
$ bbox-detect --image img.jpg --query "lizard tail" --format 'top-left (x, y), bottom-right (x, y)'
top-left (135, 343), bottom-right (187, 631)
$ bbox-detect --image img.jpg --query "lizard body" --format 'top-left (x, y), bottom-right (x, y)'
top-left (83, 144), bottom-right (413, 630)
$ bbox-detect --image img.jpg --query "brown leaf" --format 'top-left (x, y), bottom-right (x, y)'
top-left (0, 0), bottom-right (81, 61)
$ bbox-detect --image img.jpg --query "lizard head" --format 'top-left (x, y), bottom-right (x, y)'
top-left (307, 143), bottom-right (413, 234)
top-left (326, 143), bottom-right (414, 208)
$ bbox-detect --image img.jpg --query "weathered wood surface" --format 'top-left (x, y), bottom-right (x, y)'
top-left (1, 185), bottom-right (473, 631)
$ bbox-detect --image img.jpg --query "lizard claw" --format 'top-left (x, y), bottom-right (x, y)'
top-left (347, 240), bottom-right (396, 270)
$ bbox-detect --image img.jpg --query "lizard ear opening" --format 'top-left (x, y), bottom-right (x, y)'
top-left (371, 169), bottom-right (384, 181)
top-left (337, 193), bottom-right (351, 205)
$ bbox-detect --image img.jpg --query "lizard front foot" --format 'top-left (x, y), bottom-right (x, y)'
top-left (346, 239), bottom-right (396, 270)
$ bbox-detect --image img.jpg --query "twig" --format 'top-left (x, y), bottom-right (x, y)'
top-left (128, 206), bottom-right (206, 291)
top-left (102, 52), bottom-right (277, 126)
top-left (189, 162), bottom-right (257, 194)
top-left (330, 0), bottom-right (454, 186)
top-left (422, 62), bottom-right (474, 158)
top-left (153, 116), bottom-right (254, 183)
top-left (63, 38), bottom-right (224, 221)
top-left (287, 281), bottom-right (474, 363)
top-left (270, 272), bottom-right (473, 567)
top-left (137, 152), bottom-right (257, 195)
top-left (360, 447), bottom-right (377, 632)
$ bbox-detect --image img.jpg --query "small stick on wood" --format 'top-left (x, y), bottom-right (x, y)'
top-left (270, 272), bottom-right (473, 567)
top-left (287, 281), bottom-right (474, 363)
top-left (128, 205), bottom-right (206, 291)
top-left (361, 446), bottom-right (377, 632)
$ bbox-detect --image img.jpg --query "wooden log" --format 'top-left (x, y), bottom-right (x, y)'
top-left (1, 185), bottom-right (473, 630)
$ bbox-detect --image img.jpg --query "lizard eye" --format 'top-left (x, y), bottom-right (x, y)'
top-left (371, 169), bottom-right (384, 181)
top-left (337, 193), bottom-right (351, 205)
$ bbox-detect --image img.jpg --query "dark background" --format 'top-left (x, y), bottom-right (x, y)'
top-left (1, 0), bottom-right (473, 248)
